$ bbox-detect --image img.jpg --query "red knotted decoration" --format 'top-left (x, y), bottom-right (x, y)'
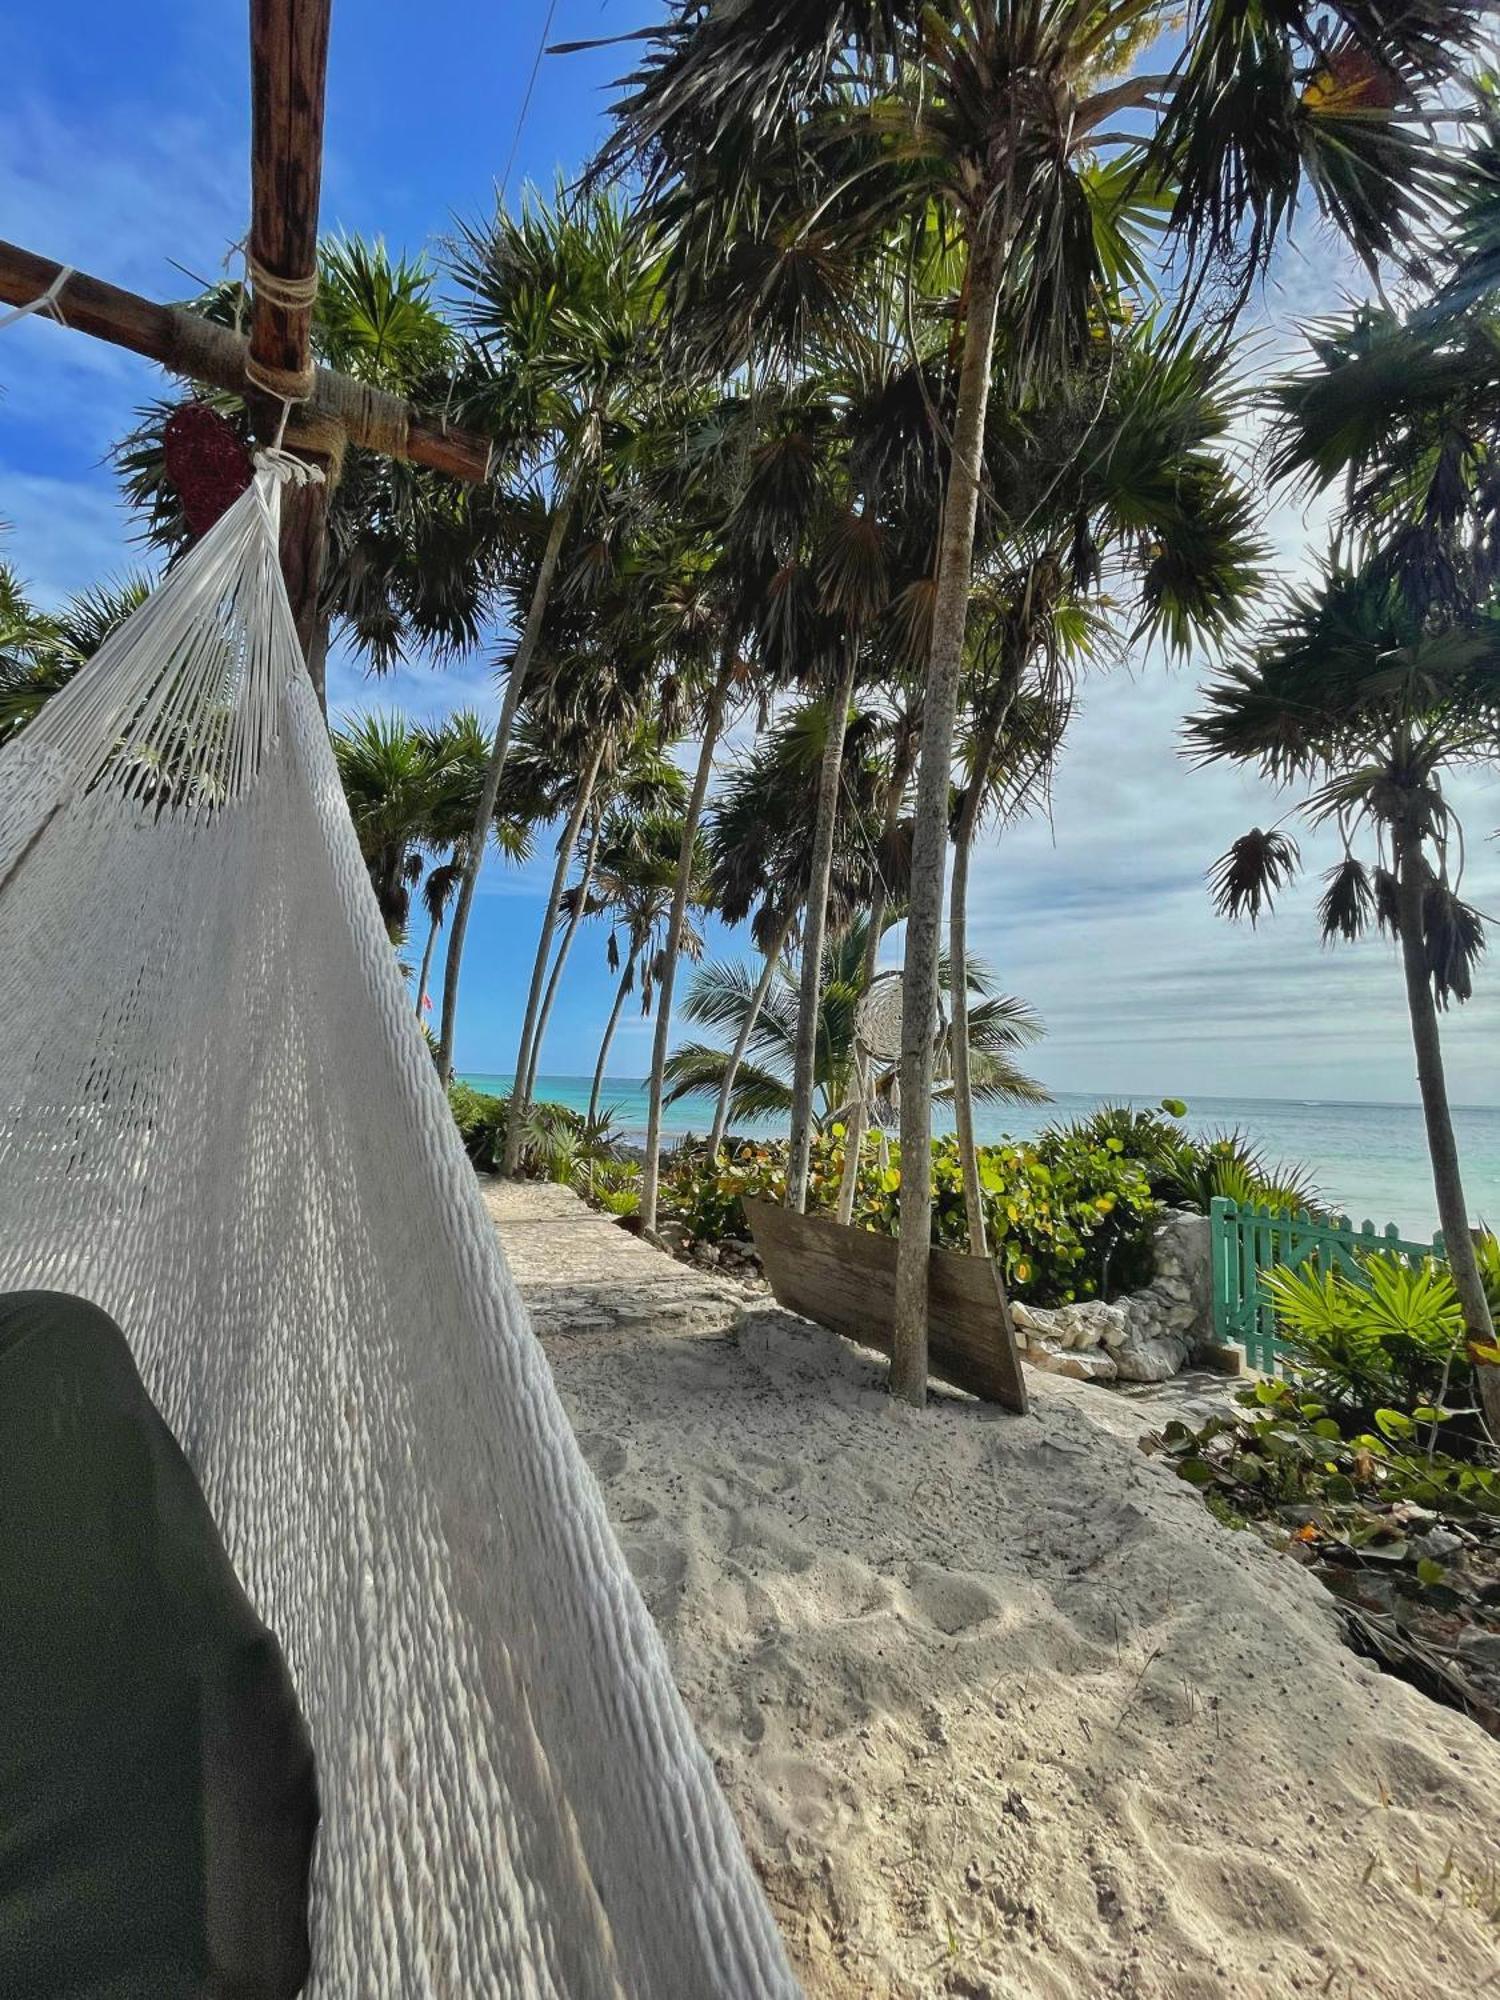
top-left (162, 403), bottom-right (254, 539)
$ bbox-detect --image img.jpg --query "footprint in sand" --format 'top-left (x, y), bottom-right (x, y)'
top-left (573, 1431), bottom-right (629, 1483)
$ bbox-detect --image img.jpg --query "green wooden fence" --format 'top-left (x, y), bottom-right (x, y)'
top-left (1209, 1197), bottom-right (1446, 1374)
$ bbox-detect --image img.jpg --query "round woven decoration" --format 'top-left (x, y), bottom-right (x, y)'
top-left (854, 971), bottom-right (905, 1064)
top-left (163, 403), bottom-right (254, 539)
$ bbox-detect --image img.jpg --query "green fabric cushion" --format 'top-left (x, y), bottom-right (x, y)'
top-left (0, 1292), bottom-right (317, 1998)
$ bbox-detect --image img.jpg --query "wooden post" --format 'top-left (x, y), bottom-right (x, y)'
top-left (248, 0), bottom-right (334, 701)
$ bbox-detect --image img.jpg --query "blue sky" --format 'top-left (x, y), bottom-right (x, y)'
top-left (3, 3), bottom-right (1497, 1108)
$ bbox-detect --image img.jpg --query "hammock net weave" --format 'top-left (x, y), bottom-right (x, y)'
top-left (0, 462), bottom-right (800, 1998)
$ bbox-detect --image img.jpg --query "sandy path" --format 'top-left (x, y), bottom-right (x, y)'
top-left (486, 1181), bottom-right (1500, 1998)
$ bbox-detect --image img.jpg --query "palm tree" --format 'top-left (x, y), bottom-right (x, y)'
top-left (1191, 558), bottom-right (1500, 1433)
top-left (598, 1), bottom-right (1483, 1400)
top-left (511, 714), bottom-right (687, 1125)
top-left (408, 709), bottom-right (536, 1021)
top-left (664, 911), bottom-right (1045, 1135)
top-left (334, 708), bottom-right (530, 947)
top-left (0, 568), bottom-right (152, 743)
top-left (436, 187), bottom-right (669, 1080)
top-left (703, 698), bottom-right (895, 1155)
top-left (949, 615), bottom-right (1076, 1255)
top-left (578, 806), bottom-right (709, 1127)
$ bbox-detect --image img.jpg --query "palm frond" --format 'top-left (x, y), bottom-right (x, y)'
top-left (1209, 827), bottom-right (1301, 924)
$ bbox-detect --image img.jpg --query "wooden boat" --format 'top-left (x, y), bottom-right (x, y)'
top-left (742, 1198), bottom-right (1028, 1414)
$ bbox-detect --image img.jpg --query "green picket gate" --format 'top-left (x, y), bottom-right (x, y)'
top-left (1209, 1197), bottom-right (1446, 1374)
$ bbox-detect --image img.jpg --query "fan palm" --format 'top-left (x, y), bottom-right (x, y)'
top-left (0, 568), bottom-right (152, 744)
top-left (334, 709), bottom-right (530, 946)
top-left (596, 3), bottom-right (1483, 1399)
top-left (511, 715), bottom-right (687, 1124)
top-left (1190, 557), bottom-right (1500, 1433)
top-left (704, 696), bottom-right (897, 1155)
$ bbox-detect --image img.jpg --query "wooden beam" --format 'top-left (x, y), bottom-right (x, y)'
top-left (248, 0), bottom-right (330, 415)
top-left (0, 242), bottom-right (494, 484)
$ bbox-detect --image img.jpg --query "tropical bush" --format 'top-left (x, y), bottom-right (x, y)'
top-left (1153, 1376), bottom-right (1500, 1535)
top-left (1264, 1251), bottom-right (1469, 1420)
top-left (655, 1098), bottom-right (1321, 1306)
top-left (659, 1127), bottom-right (1159, 1307)
top-left (446, 1084), bottom-right (621, 1185)
top-left (1046, 1102), bottom-right (1321, 1215)
top-left (448, 1083), bottom-right (510, 1171)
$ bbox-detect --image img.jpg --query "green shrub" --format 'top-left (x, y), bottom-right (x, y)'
top-left (1046, 1101), bottom-right (1321, 1215)
top-left (1153, 1375), bottom-right (1500, 1527)
top-left (1264, 1248), bottom-right (1469, 1419)
top-left (587, 1162), bottom-right (642, 1217)
top-left (448, 1083), bottom-right (509, 1171)
top-left (661, 1128), bottom-right (1158, 1306)
top-left (446, 1087), bottom-right (621, 1184)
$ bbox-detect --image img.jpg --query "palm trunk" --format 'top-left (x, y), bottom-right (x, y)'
top-left (589, 947), bottom-right (639, 1126)
top-left (836, 737), bottom-right (916, 1225)
top-left (503, 740), bottom-right (605, 1174)
top-left (437, 499), bottom-right (572, 1080)
top-left (786, 642), bottom-right (860, 1212)
top-left (892, 236), bottom-right (1003, 1406)
top-left (707, 909), bottom-right (795, 1158)
top-left (416, 896), bottom-right (444, 1020)
top-left (640, 658), bottom-right (734, 1233)
top-left (952, 699), bottom-right (1012, 1257)
top-left (1395, 830), bottom-right (1500, 1434)
top-left (950, 784), bottom-right (984, 1258)
top-left (305, 606), bottom-right (332, 719)
top-left (525, 806), bottom-right (603, 1103)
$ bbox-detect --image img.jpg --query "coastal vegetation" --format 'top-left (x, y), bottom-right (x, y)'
top-left (1153, 1230), bottom-right (1500, 1734)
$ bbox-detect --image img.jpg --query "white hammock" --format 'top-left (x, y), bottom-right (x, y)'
top-left (0, 461), bottom-right (799, 1997)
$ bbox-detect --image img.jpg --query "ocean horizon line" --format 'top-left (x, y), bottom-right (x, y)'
top-left (458, 1073), bottom-right (1500, 1119)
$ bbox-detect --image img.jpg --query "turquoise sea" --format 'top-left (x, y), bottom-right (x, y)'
top-left (461, 1074), bottom-right (1500, 1239)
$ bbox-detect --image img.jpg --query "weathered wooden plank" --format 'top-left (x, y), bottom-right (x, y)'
top-left (743, 1200), bottom-right (1028, 1413)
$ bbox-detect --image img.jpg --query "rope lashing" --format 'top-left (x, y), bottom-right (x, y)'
top-left (0, 264), bottom-right (74, 333)
top-left (243, 254), bottom-right (320, 415)
top-left (246, 257), bottom-right (319, 313)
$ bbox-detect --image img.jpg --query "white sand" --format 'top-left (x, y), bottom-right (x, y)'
top-left (489, 1184), bottom-right (1500, 1997)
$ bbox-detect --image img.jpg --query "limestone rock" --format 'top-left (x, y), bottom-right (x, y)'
top-left (1023, 1335), bottom-right (1119, 1383)
top-left (1113, 1331), bottom-right (1192, 1383)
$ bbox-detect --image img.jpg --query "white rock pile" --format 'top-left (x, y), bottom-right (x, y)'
top-left (1013, 1210), bottom-right (1215, 1384)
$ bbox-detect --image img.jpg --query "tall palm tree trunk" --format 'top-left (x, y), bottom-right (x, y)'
top-left (786, 644), bottom-right (860, 1212)
top-left (589, 947), bottom-right (639, 1126)
top-left (707, 909), bottom-right (795, 1157)
top-left (503, 741), bottom-right (606, 1174)
top-left (951, 700), bottom-right (1011, 1257)
top-left (437, 501), bottom-right (572, 1079)
top-left (524, 807), bottom-right (604, 1102)
top-left (949, 790), bottom-right (985, 1258)
top-left (415, 885), bottom-right (447, 1020)
top-left (893, 238), bottom-right (1004, 1405)
top-left (640, 659), bottom-right (734, 1233)
top-left (1396, 831), bottom-right (1500, 1434)
top-left (836, 738), bottom-right (916, 1224)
